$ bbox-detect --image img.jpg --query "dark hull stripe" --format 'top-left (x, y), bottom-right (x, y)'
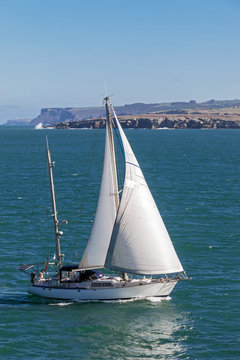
top-left (29, 293), bottom-right (169, 301)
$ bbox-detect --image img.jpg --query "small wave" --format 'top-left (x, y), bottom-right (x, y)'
top-left (155, 128), bottom-right (174, 130)
top-left (49, 302), bottom-right (74, 306)
top-left (146, 296), bottom-right (171, 302)
top-left (68, 128), bottom-right (92, 130)
top-left (0, 290), bottom-right (34, 305)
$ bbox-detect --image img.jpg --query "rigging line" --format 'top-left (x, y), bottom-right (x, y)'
top-left (113, 129), bottom-right (124, 198)
top-left (110, 104), bottom-right (125, 157)
top-left (110, 103), bottom-right (126, 193)
top-left (71, 119), bottom-right (102, 260)
top-left (110, 110), bottom-right (125, 195)
top-left (79, 113), bottom-right (103, 208)
top-left (126, 161), bottom-right (140, 168)
top-left (109, 102), bottom-right (124, 153)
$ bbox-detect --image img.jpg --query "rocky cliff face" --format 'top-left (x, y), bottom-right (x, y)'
top-left (31, 108), bottom-right (76, 125)
top-left (53, 115), bottom-right (240, 130)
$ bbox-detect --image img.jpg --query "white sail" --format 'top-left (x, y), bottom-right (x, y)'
top-left (105, 107), bottom-right (183, 275)
top-left (78, 118), bottom-right (118, 269)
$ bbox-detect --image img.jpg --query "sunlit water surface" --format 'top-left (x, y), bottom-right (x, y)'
top-left (0, 127), bottom-right (239, 359)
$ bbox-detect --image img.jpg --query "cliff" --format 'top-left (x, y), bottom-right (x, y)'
top-left (52, 109), bottom-right (240, 129)
top-left (31, 99), bottom-right (240, 127)
top-left (3, 119), bottom-right (32, 126)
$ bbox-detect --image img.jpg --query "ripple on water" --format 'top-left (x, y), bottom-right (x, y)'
top-left (0, 129), bottom-right (240, 359)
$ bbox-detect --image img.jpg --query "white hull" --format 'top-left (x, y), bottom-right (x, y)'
top-left (29, 279), bottom-right (178, 301)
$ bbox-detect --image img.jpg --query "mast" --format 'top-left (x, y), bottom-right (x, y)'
top-left (46, 137), bottom-right (63, 268)
top-left (104, 96), bottom-right (119, 211)
top-left (104, 97), bottom-right (126, 277)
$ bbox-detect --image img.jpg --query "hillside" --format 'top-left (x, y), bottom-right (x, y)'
top-left (3, 119), bottom-right (32, 126)
top-left (52, 107), bottom-right (240, 130)
top-left (31, 99), bottom-right (240, 126)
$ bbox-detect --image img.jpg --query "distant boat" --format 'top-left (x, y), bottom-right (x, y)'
top-left (19, 97), bottom-right (187, 301)
top-left (34, 122), bottom-right (43, 129)
top-left (35, 122), bottom-right (54, 130)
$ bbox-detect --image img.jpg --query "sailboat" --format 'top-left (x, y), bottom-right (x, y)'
top-left (19, 97), bottom-right (187, 300)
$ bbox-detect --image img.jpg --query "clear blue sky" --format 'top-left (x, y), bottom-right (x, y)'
top-left (0, 0), bottom-right (240, 123)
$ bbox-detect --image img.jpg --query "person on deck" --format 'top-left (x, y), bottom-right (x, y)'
top-left (39, 270), bottom-right (45, 279)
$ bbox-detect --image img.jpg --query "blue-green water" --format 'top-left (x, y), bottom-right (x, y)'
top-left (0, 127), bottom-right (239, 359)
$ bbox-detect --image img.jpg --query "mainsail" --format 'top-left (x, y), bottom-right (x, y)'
top-left (78, 104), bottom-right (118, 269)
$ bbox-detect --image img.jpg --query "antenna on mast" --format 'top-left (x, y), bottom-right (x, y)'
top-left (104, 80), bottom-right (108, 98)
top-left (103, 81), bottom-right (114, 103)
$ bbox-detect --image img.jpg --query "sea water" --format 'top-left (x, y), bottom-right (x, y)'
top-left (0, 127), bottom-right (239, 359)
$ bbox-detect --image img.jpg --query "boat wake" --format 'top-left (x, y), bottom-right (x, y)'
top-left (48, 296), bottom-right (172, 306)
top-left (146, 296), bottom-right (171, 302)
top-left (99, 296), bottom-right (172, 304)
top-left (49, 302), bottom-right (74, 306)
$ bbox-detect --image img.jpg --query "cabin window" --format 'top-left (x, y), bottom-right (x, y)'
top-left (92, 282), bottom-right (101, 287)
top-left (91, 282), bottom-right (113, 287)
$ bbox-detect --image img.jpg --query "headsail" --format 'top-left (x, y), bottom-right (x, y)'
top-left (105, 104), bottom-right (184, 275)
top-left (78, 99), bottom-right (118, 269)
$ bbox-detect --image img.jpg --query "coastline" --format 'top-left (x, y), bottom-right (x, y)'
top-left (52, 111), bottom-right (240, 130)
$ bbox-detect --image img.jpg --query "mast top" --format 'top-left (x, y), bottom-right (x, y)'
top-left (104, 96), bottom-right (110, 103)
